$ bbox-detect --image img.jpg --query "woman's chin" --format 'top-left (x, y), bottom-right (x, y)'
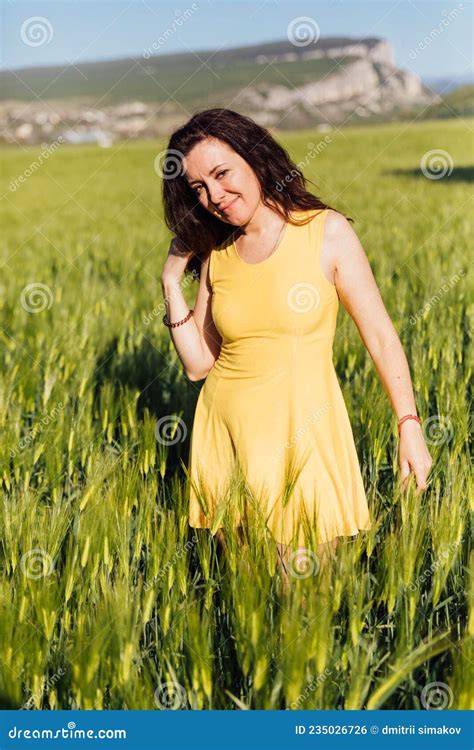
top-left (227, 207), bottom-right (251, 226)
top-left (219, 212), bottom-right (243, 226)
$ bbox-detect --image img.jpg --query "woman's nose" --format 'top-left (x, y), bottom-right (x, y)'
top-left (208, 181), bottom-right (226, 205)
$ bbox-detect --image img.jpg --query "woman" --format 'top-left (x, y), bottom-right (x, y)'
top-left (160, 108), bottom-right (433, 585)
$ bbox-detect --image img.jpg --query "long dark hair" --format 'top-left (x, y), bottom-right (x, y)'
top-left (162, 108), bottom-right (350, 280)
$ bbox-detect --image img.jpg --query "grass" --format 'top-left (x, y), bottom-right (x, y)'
top-left (0, 116), bottom-right (472, 710)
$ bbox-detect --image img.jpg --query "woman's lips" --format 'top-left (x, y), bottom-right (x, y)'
top-left (220, 197), bottom-right (239, 213)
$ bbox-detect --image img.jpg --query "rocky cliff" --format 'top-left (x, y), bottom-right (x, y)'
top-left (0, 36), bottom-right (442, 145)
top-left (241, 38), bottom-right (438, 127)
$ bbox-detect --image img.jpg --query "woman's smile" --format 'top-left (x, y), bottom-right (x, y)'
top-left (218, 196), bottom-right (239, 214)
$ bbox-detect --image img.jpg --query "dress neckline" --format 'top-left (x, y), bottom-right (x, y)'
top-left (231, 217), bottom-right (290, 267)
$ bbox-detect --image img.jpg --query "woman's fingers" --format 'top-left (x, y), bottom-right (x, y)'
top-left (400, 459), bottom-right (411, 490)
top-left (413, 459), bottom-right (433, 495)
top-left (400, 459), bottom-right (432, 495)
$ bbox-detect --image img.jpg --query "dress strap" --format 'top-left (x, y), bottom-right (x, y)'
top-left (208, 248), bottom-right (215, 286)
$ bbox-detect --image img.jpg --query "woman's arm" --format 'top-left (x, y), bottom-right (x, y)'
top-left (323, 210), bottom-right (433, 494)
top-left (161, 241), bottom-right (222, 381)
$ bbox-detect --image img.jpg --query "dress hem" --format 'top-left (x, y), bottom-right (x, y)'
top-left (188, 520), bottom-right (372, 547)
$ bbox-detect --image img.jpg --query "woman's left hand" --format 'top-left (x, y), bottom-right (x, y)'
top-left (399, 420), bottom-right (433, 495)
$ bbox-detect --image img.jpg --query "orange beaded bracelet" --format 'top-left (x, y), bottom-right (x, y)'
top-left (163, 309), bottom-right (194, 328)
top-left (397, 414), bottom-right (422, 434)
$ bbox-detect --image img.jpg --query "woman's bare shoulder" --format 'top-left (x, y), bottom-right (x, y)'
top-left (323, 208), bottom-right (354, 237)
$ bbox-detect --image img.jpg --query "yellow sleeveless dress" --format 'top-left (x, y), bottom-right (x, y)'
top-left (185, 208), bottom-right (372, 547)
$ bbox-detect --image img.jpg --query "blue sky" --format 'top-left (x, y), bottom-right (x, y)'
top-left (2, 0), bottom-right (473, 80)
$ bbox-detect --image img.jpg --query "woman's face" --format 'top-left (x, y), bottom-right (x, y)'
top-left (183, 137), bottom-right (262, 225)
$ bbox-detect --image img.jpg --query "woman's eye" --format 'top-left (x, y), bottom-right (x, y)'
top-left (193, 171), bottom-right (227, 194)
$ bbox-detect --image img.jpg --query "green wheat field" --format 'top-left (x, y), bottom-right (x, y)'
top-left (0, 117), bottom-right (472, 710)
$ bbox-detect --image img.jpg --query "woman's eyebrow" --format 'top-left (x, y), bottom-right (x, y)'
top-left (188, 163), bottom-right (227, 187)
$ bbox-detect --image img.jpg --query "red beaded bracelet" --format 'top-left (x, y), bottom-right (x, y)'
top-left (163, 309), bottom-right (194, 328)
top-left (397, 414), bottom-right (422, 434)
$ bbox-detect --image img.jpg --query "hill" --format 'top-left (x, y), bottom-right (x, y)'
top-left (0, 36), bottom-right (454, 145)
top-left (421, 84), bottom-right (474, 119)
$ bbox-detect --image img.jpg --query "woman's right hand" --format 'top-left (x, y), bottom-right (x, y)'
top-left (161, 237), bottom-right (193, 285)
